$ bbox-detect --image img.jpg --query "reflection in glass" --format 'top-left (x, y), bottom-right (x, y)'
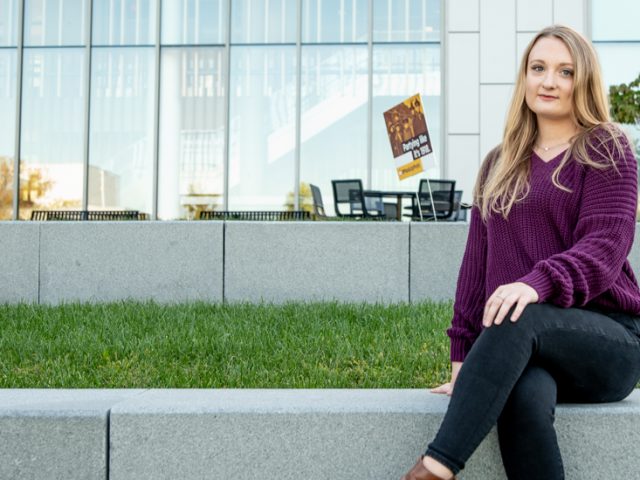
top-left (231, 0), bottom-right (296, 44)
top-left (162, 0), bottom-right (225, 45)
top-left (19, 49), bottom-right (85, 219)
top-left (92, 0), bottom-right (156, 46)
top-left (24, 0), bottom-right (86, 46)
top-left (299, 46), bottom-right (368, 216)
top-left (372, 45), bottom-right (441, 192)
top-left (302, 0), bottom-right (368, 43)
top-left (0, 50), bottom-right (16, 219)
top-left (89, 48), bottom-right (155, 213)
top-left (373, 0), bottom-right (440, 42)
top-left (592, 0), bottom-right (640, 42)
top-left (158, 48), bottom-right (225, 220)
top-left (228, 47), bottom-right (296, 210)
top-left (0, 0), bottom-right (18, 46)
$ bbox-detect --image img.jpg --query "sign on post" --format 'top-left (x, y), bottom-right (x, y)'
top-left (383, 94), bottom-right (433, 180)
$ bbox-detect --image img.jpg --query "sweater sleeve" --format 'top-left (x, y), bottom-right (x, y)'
top-left (518, 134), bottom-right (638, 308)
top-left (447, 204), bottom-right (488, 362)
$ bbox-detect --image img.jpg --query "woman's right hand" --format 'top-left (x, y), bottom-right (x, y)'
top-left (430, 361), bottom-right (463, 396)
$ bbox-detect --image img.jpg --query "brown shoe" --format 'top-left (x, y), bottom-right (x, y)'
top-left (401, 455), bottom-right (456, 480)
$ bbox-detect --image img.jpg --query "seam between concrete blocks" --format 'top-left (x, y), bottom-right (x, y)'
top-left (106, 408), bottom-right (111, 480)
top-left (222, 221), bottom-right (227, 304)
top-left (408, 222), bottom-right (412, 304)
top-left (37, 223), bottom-right (41, 304)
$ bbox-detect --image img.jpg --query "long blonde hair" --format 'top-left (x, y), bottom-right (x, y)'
top-left (474, 24), bottom-right (629, 221)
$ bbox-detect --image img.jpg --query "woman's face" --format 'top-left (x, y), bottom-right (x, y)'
top-left (525, 36), bottom-right (575, 121)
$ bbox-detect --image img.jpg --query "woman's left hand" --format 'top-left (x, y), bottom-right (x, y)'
top-left (482, 282), bottom-right (539, 327)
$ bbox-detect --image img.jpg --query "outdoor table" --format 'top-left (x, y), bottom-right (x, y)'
top-left (363, 190), bottom-right (422, 221)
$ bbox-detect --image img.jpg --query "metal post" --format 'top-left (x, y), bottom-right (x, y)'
top-left (12, 0), bottom-right (25, 220)
top-left (294, 0), bottom-right (302, 210)
top-left (81, 0), bottom-right (93, 211)
top-left (151, 0), bottom-right (162, 219)
top-left (222, 0), bottom-right (231, 210)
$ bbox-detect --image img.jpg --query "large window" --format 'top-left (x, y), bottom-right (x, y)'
top-left (158, 48), bottom-right (225, 219)
top-left (19, 0), bottom-right (88, 219)
top-left (0, 50), bottom-right (16, 219)
top-left (592, 0), bottom-right (640, 161)
top-left (592, 0), bottom-right (640, 88)
top-left (2, 0), bottom-right (442, 220)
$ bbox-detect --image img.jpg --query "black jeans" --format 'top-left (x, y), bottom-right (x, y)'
top-left (425, 302), bottom-right (640, 479)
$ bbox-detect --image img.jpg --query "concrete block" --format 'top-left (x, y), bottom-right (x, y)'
top-left (480, 84), bottom-right (513, 158)
top-left (447, 0), bottom-right (479, 32)
top-left (109, 389), bottom-right (640, 480)
top-left (39, 222), bottom-right (223, 304)
top-left (553, 0), bottom-right (586, 35)
top-left (447, 135), bottom-right (479, 205)
top-left (224, 222), bottom-right (409, 303)
top-left (480, 0), bottom-right (516, 84)
top-left (628, 224), bottom-right (640, 274)
top-left (516, 31), bottom-right (536, 66)
top-left (447, 33), bottom-right (480, 134)
top-left (0, 389), bottom-right (145, 480)
top-left (517, 0), bottom-right (552, 32)
top-left (0, 222), bottom-right (39, 303)
top-left (410, 223), bottom-right (468, 302)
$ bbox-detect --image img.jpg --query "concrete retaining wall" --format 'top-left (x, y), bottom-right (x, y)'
top-left (1, 389), bottom-right (638, 479)
top-left (2, 221), bottom-right (640, 304)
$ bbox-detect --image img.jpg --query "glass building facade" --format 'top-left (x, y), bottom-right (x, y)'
top-left (0, 0), bottom-right (442, 220)
top-left (0, 0), bottom-right (636, 220)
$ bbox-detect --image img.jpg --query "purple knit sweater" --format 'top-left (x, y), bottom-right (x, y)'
top-left (448, 131), bottom-right (640, 362)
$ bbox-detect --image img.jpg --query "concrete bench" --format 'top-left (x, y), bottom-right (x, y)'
top-left (1, 389), bottom-right (639, 479)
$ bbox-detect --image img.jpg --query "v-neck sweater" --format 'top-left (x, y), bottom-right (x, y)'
top-left (448, 133), bottom-right (640, 362)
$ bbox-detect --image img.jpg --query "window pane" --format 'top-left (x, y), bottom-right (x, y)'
top-left (89, 48), bottom-right (155, 213)
top-left (19, 49), bottom-right (85, 219)
top-left (25, 0), bottom-right (87, 46)
top-left (92, 0), bottom-right (156, 46)
top-left (0, 50), bottom-right (16, 219)
top-left (0, 0), bottom-right (18, 46)
top-left (372, 45), bottom-right (441, 192)
top-left (302, 0), bottom-right (368, 43)
top-left (158, 47), bottom-right (225, 219)
top-left (373, 0), bottom-right (440, 42)
top-left (161, 0), bottom-right (225, 45)
top-left (592, 0), bottom-right (640, 41)
top-left (228, 46), bottom-right (296, 210)
top-left (299, 46), bottom-right (368, 216)
top-left (594, 43), bottom-right (640, 88)
top-left (231, 0), bottom-right (296, 44)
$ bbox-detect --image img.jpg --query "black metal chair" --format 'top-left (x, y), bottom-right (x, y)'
top-left (363, 191), bottom-right (399, 221)
top-left (451, 190), bottom-right (472, 221)
top-left (309, 184), bottom-right (328, 219)
top-left (331, 179), bottom-right (385, 219)
top-left (405, 179), bottom-right (457, 221)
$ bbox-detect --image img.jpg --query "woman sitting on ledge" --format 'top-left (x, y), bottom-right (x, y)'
top-left (401, 24), bottom-right (640, 480)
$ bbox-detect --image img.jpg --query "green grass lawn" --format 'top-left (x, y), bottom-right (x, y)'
top-left (0, 301), bottom-right (453, 388)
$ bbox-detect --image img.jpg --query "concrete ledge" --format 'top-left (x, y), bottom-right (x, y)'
top-left (225, 222), bottom-right (410, 303)
top-left (0, 390), bottom-right (145, 480)
top-left (2, 389), bottom-right (639, 479)
top-left (410, 223), bottom-right (468, 302)
top-left (108, 389), bottom-right (640, 480)
top-left (38, 222), bottom-right (223, 304)
top-left (0, 222), bottom-right (39, 303)
top-left (0, 221), bottom-right (639, 304)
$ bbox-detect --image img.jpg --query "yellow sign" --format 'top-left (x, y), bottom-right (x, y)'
top-left (397, 158), bottom-right (424, 180)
